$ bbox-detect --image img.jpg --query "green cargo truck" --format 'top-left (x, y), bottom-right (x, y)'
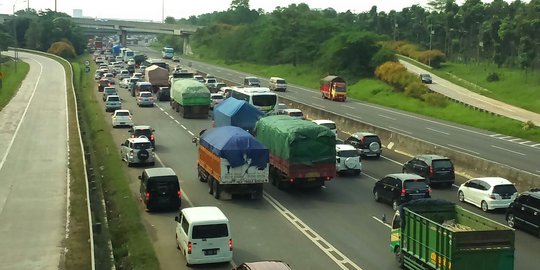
top-left (255, 115), bottom-right (336, 189)
top-left (170, 79), bottom-right (211, 119)
top-left (390, 199), bottom-right (514, 270)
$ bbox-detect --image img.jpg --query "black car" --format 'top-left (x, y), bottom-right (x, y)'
top-left (420, 73), bottom-right (432, 84)
top-left (506, 188), bottom-right (540, 237)
top-left (373, 173), bottom-right (431, 210)
top-left (139, 168), bottom-right (181, 212)
top-left (402, 154), bottom-right (455, 187)
top-left (156, 87), bottom-right (170, 101)
top-left (129, 125), bottom-right (156, 148)
top-left (344, 132), bottom-right (382, 159)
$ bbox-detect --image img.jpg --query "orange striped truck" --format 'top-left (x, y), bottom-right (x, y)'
top-left (197, 126), bottom-right (269, 200)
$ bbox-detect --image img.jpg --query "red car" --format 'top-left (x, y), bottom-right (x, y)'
top-left (98, 79), bottom-right (110, 92)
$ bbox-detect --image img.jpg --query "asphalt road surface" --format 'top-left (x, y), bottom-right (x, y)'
top-left (136, 46), bottom-right (540, 178)
top-left (0, 52), bottom-right (68, 269)
top-left (99, 53), bottom-right (540, 269)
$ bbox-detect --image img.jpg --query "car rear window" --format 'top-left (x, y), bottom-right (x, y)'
top-left (276, 79), bottom-right (286, 84)
top-left (432, 159), bottom-right (453, 169)
top-left (148, 178), bottom-right (178, 192)
top-left (134, 129), bottom-right (151, 137)
top-left (404, 179), bottom-right (427, 190)
top-left (133, 142), bottom-right (152, 149)
top-left (338, 150), bottom-right (358, 157)
top-left (320, 123), bottom-right (336, 130)
top-left (192, 224), bottom-right (229, 239)
top-left (116, 111), bottom-right (129, 116)
top-left (493, 184), bottom-right (517, 195)
top-left (289, 111), bottom-right (304, 117)
top-left (107, 96), bottom-right (120, 102)
top-left (140, 92), bottom-right (152, 97)
top-left (212, 95), bottom-right (224, 100)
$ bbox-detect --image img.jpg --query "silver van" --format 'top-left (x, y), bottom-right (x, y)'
top-left (269, 77), bottom-right (287, 92)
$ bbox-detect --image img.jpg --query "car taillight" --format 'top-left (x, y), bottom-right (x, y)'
top-left (177, 190), bottom-right (181, 198)
top-left (401, 188), bottom-right (406, 196)
top-left (325, 176), bottom-right (332, 181)
top-left (288, 178), bottom-right (294, 183)
top-left (187, 242), bottom-right (192, 254)
top-left (150, 134), bottom-right (155, 141)
top-left (229, 239), bottom-right (233, 251)
top-left (145, 192), bottom-right (150, 200)
top-left (428, 166), bottom-right (434, 177)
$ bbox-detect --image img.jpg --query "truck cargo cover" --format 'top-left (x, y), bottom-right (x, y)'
top-left (171, 79), bottom-right (211, 106)
top-left (145, 65), bottom-right (169, 86)
top-left (255, 115), bottom-right (336, 165)
top-left (200, 126), bottom-right (269, 168)
top-left (214, 97), bottom-right (264, 132)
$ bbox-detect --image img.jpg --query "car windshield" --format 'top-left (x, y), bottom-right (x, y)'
top-left (192, 224), bottom-right (229, 239)
top-left (105, 88), bottom-right (116, 94)
top-left (433, 159), bottom-right (453, 169)
top-left (404, 180), bottom-right (427, 190)
top-left (133, 142), bottom-right (152, 149)
top-left (320, 123), bottom-right (336, 130)
top-left (116, 111), bottom-right (130, 116)
top-left (338, 150), bottom-right (358, 157)
top-left (252, 95), bottom-right (277, 107)
top-left (107, 96), bottom-right (120, 102)
top-left (493, 184), bottom-right (517, 195)
top-left (140, 85), bottom-right (152, 91)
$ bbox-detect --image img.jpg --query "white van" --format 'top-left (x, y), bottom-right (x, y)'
top-left (312, 119), bottom-right (337, 136)
top-left (175, 206), bottom-right (233, 266)
top-left (269, 77), bottom-right (287, 92)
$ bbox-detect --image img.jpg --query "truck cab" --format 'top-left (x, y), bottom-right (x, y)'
top-left (320, 75), bottom-right (347, 102)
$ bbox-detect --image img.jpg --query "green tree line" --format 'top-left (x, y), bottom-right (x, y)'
top-left (0, 9), bottom-right (87, 58)
top-left (165, 0), bottom-right (538, 75)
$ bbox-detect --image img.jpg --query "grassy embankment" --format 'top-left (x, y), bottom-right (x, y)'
top-left (0, 58), bottom-right (30, 110)
top-left (398, 55), bottom-right (540, 114)
top-left (187, 54), bottom-right (540, 142)
top-left (71, 56), bottom-right (160, 269)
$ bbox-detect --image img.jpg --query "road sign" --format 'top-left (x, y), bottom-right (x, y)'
top-left (0, 71), bottom-right (4, 79)
top-left (85, 66), bottom-right (90, 73)
top-left (84, 60), bottom-right (90, 66)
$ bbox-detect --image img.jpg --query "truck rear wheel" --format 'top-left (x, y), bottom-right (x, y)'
top-left (212, 180), bottom-right (220, 199)
top-left (395, 247), bottom-right (404, 268)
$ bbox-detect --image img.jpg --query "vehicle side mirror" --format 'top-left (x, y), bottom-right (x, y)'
top-left (192, 137), bottom-right (198, 144)
top-left (120, 143), bottom-right (124, 146)
top-left (174, 216), bottom-right (179, 222)
top-left (138, 175), bottom-right (142, 180)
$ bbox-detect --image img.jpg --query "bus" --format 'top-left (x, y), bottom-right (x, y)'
top-left (229, 87), bottom-right (278, 114)
top-left (162, 47), bottom-right (174, 59)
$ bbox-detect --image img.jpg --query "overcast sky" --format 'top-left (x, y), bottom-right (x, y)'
top-left (1, 0), bottom-right (518, 22)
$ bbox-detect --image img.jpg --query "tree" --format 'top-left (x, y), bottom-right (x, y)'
top-left (0, 32), bottom-right (16, 51)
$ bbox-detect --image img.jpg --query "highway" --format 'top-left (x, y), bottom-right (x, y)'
top-left (102, 47), bottom-right (540, 269)
top-left (0, 52), bottom-right (68, 269)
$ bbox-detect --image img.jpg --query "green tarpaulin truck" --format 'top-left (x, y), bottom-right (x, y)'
top-left (390, 199), bottom-right (515, 270)
top-left (170, 79), bottom-right (211, 119)
top-left (255, 115), bottom-right (336, 189)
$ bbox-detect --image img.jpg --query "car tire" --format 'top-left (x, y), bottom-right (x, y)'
top-left (506, 213), bottom-right (516, 228)
top-left (355, 170), bottom-right (361, 176)
top-left (481, 201), bottom-right (489, 212)
top-left (458, 191), bottom-right (465, 202)
top-left (374, 190), bottom-right (380, 202)
top-left (212, 180), bottom-right (220, 199)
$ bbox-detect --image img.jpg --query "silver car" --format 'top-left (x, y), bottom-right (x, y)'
top-left (137, 91), bottom-right (155, 107)
top-left (120, 137), bottom-right (155, 167)
top-left (105, 95), bottom-right (122, 112)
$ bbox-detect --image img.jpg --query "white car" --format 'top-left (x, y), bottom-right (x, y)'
top-left (336, 144), bottom-right (362, 176)
top-left (282, 109), bottom-right (305, 120)
top-left (137, 91), bottom-right (154, 107)
top-left (119, 78), bottom-right (130, 88)
top-left (458, 177), bottom-right (518, 212)
top-left (313, 119), bottom-right (337, 136)
top-left (120, 137), bottom-right (155, 167)
top-left (210, 93), bottom-right (224, 109)
top-left (111, 109), bottom-right (134, 128)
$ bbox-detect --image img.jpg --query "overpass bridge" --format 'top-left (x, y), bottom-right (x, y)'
top-left (0, 14), bottom-right (200, 53)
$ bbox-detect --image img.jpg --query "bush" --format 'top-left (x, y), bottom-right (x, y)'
top-left (522, 120), bottom-right (536, 130)
top-left (486, 72), bottom-right (500, 82)
top-left (405, 82), bottom-right (429, 99)
top-left (422, 93), bottom-right (448, 107)
top-left (47, 41), bottom-right (76, 59)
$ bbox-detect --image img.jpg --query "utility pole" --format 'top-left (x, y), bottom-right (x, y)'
top-left (55, 0), bottom-right (57, 12)
top-left (162, 0), bottom-right (165, 23)
top-left (429, 24), bottom-right (434, 67)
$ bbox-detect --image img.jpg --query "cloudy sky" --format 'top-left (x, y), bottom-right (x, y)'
top-left (1, 0), bottom-right (517, 22)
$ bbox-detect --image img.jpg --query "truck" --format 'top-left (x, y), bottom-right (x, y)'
top-left (197, 126), bottom-right (269, 200)
top-left (213, 97), bottom-right (264, 134)
top-left (111, 45), bottom-right (122, 56)
top-left (255, 115), bottom-right (336, 189)
top-left (144, 65), bottom-right (169, 93)
top-left (94, 40), bottom-right (103, 51)
top-left (391, 199), bottom-right (515, 270)
top-left (170, 79), bottom-right (211, 119)
top-left (320, 75), bottom-right (347, 101)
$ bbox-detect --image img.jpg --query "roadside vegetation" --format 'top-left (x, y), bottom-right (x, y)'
top-left (72, 57), bottom-right (160, 269)
top-left (0, 58), bottom-right (29, 110)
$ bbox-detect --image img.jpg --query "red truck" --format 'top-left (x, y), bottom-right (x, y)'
top-left (320, 75), bottom-right (347, 101)
top-left (255, 115), bottom-right (336, 189)
top-left (94, 40), bottom-right (103, 51)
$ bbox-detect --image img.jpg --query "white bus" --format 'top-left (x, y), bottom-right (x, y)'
top-left (229, 87), bottom-right (278, 114)
top-left (162, 47), bottom-right (174, 59)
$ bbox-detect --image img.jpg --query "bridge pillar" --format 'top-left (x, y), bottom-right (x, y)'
top-left (182, 34), bottom-right (193, 55)
top-left (118, 30), bottom-right (127, 47)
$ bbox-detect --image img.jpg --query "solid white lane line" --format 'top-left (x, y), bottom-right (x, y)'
top-left (491, 145), bottom-right (526, 156)
top-left (263, 193), bottom-right (363, 270)
top-left (345, 113), bottom-right (362, 120)
top-left (372, 216), bottom-right (391, 229)
top-left (388, 126), bottom-right (412, 135)
top-left (426, 127), bottom-right (450, 135)
top-left (343, 105), bottom-right (355, 109)
top-left (447, 144), bottom-right (480, 155)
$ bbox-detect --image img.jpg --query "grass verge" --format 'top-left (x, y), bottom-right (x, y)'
top-left (0, 58), bottom-right (30, 111)
top-left (187, 54), bottom-right (540, 142)
top-left (398, 55), bottom-right (540, 114)
top-left (72, 56), bottom-right (160, 269)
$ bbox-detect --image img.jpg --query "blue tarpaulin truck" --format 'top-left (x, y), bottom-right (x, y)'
top-left (213, 97), bottom-right (264, 134)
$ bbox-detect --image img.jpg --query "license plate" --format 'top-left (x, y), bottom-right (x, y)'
top-left (307, 178), bottom-right (317, 182)
top-left (306, 172), bottom-right (320, 178)
top-left (120, 122), bottom-right (125, 125)
top-left (204, 249), bottom-right (218, 255)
